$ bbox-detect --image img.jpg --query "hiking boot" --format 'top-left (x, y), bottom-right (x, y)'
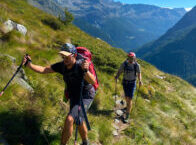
top-left (81, 140), bottom-right (90, 145)
top-left (123, 113), bottom-right (130, 123)
top-left (120, 100), bottom-right (124, 105)
top-left (121, 107), bottom-right (127, 113)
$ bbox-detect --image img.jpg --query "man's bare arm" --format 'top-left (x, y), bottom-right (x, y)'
top-left (27, 63), bottom-right (54, 74)
top-left (84, 71), bottom-right (96, 85)
top-left (23, 55), bottom-right (54, 74)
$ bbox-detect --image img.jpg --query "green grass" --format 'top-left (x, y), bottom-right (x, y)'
top-left (0, 0), bottom-right (196, 145)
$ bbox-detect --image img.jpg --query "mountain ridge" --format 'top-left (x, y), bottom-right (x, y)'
top-left (28, 0), bottom-right (186, 51)
top-left (0, 0), bottom-right (195, 145)
top-left (136, 6), bottom-right (196, 86)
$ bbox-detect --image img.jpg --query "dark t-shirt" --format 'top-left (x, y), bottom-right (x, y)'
top-left (51, 61), bottom-right (93, 102)
top-left (117, 60), bottom-right (140, 81)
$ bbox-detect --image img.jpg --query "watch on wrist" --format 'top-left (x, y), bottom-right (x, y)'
top-left (84, 69), bottom-right (89, 73)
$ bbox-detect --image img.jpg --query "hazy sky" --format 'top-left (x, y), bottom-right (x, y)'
top-left (114, 0), bottom-right (196, 8)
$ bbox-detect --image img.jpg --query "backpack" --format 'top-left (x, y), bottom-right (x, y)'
top-left (76, 47), bottom-right (99, 90)
top-left (64, 46), bottom-right (99, 101)
top-left (124, 60), bottom-right (138, 77)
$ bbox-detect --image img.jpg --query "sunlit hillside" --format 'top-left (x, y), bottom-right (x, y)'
top-left (0, 0), bottom-right (195, 145)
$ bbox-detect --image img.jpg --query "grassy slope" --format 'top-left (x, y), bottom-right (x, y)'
top-left (0, 0), bottom-right (195, 145)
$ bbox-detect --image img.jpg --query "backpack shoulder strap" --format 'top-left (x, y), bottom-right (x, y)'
top-left (123, 60), bottom-right (128, 72)
top-left (134, 62), bottom-right (138, 76)
top-left (124, 60), bottom-right (128, 66)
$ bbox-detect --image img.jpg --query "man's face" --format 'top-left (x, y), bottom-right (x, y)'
top-left (62, 54), bottom-right (75, 66)
top-left (128, 56), bottom-right (134, 63)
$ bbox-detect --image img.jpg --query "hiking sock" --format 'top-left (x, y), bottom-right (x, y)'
top-left (123, 112), bottom-right (130, 123)
top-left (125, 112), bottom-right (129, 119)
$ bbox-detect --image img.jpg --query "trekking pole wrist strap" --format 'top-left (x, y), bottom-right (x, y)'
top-left (24, 58), bottom-right (32, 67)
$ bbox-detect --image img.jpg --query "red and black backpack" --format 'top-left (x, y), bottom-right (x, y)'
top-left (76, 47), bottom-right (99, 90)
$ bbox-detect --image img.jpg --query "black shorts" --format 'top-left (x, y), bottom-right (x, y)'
top-left (122, 80), bottom-right (136, 99)
top-left (68, 87), bottom-right (95, 125)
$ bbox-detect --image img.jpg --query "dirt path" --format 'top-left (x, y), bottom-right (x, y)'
top-left (112, 96), bottom-right (130, 142)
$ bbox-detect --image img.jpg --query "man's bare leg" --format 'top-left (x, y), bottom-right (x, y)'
top-left (61, 115), bottom-right (74, 145)
top-left (126, 97), bottom-right (133, 114)
top-left (123, 97), bottom-right (132, 123)
top-left (78, 121), bottom-right (88, 144)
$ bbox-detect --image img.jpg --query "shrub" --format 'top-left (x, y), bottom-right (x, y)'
top-left (63, 8), bottom-right (74, 25)
top-left (41, 17), bottom-right (62, 30)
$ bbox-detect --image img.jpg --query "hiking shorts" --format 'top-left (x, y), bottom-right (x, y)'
top-left (68, 87), bottom-right (95, 125)
top-left (122, 80), bottom-right (136, 99)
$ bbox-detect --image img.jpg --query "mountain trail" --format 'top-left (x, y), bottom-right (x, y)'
top-left (112, 96), bottom-right (130, 142)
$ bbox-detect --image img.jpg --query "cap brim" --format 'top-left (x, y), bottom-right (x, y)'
top-left (58, 51), bottom-right (72, 56)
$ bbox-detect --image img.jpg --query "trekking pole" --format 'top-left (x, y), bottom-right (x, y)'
top-left (0, 55), bottom-right (25, 96)
top-left (134, 84), bottom-right (140, 110)
top-left (80, 61), bottom-right (91, 130)
top-left (0, 61), bottom-right (22, 96)
top-left (74, 106), bottom-right (80, 145)
top-left (74, 78), bottom-right (91, 145)
top-left (114, 78), bottom-right (117, 108)
top-left (0, 54), bottom-right (30, 97)
top-left (74, 67), bottom-right (91, 145)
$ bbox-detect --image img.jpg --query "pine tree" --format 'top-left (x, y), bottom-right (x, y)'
top-left (63, 8), bottom-right (74, 25)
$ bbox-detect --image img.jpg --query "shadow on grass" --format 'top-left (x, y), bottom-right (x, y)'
top-left (0, 109), bottom-right (58, 145)
top-left (89, 108), bottom-right (113, 117)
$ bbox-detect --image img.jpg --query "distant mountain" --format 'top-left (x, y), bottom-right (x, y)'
top-left (28, 0), bottom-right (64, 16)
top-left (1, 1), bottom-right (196, 145)
top-left (28, 0), bottom-right (186, 51)
top-left (136, 6), bottom-right (196, 86)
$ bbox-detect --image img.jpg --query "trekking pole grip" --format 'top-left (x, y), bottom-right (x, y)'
top-left (24, 54), bottom-right (32, 67)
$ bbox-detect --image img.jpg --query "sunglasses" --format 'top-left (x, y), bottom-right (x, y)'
top-left (61, 54), bottom-right (74, 60)
top-left (61, 55), bottom-right (68, 59)
top-left (128, 57), bottom-right (134, 60)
